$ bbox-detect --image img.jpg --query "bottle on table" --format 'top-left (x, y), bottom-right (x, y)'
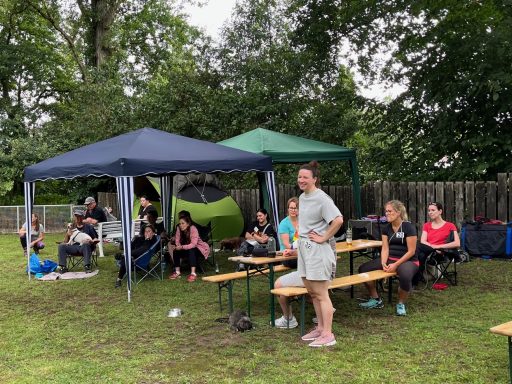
top-left (346, 226), bottom-right (352, 246)
top-left (267, 237), bottom-right (276, 255)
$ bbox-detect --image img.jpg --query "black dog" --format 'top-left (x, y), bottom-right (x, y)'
top-left (215, 309), bottom-right (253, 332)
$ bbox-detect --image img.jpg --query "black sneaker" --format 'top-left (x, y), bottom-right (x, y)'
top-left (84, 265), bottom-right (92, 273)
top-left (115, 279), bottom-right (122, 288)
top-left (59, 266), bottom-right (69, 274)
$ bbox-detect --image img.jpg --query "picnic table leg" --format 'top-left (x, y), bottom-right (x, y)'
top-left (269, 265), bottom-right (275, 326)
top-left (508, 336), bottom-right (512, 384)
top-left (228, 281), bottom-right (234, 314)
top-left (388, 277), bottom-right (393, 303)
top-left (350, 251), bottom-right (355, 298)
top-left (217, 283), bottom-right (223, 312)
top-left (245, 268), bottom-right (251, 317)
top-left (300, 295), bottom-right (306, 336)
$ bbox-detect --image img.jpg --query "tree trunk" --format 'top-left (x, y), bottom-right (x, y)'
top-left (90, 0), bottom-right (119, 68)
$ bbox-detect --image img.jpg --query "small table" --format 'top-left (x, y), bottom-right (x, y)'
top-left (490, 321), bottom-right (512, 383)
top-left (336, 239), bottom-right (383, 297)
top-left (228, 253), bottom-right (297, 325)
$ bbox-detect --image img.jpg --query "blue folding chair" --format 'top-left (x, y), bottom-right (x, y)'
top-left (133, 235), bottom-right (163, 285)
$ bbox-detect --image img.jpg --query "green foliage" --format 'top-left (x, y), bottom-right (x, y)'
top-left (336, 0), bottom-right (512, 180)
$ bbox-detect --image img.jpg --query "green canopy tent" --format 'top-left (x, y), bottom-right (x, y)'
top-left (219, 128), bottom-right (362, 218)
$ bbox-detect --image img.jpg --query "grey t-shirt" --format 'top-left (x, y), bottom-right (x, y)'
top-left (22, 222), bottom-right (45, 240)
top-left (298, 188), bottom-right (342, 238)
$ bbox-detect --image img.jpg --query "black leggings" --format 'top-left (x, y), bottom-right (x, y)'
top-left (358, 257), bottom-right (419, 292)
top-left (173, 248), bottom-right (202, 269)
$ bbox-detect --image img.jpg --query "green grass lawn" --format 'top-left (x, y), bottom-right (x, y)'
top-left (1, 233), bottom-right (511, 383)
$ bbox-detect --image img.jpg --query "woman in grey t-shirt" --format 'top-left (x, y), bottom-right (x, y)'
top-left (19, 213), bottom-right (45, 254)
top-left (297, 161), bottom-right (343, 348)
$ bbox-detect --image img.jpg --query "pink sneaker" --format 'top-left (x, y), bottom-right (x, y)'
top-left (309, 333), bottom-right (336, 347)
top-left (187, 274), bottom-right (197, 282)
top-left (301, 328), bottom-right (321, 341)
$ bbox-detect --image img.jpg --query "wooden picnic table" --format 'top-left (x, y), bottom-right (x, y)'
top-left (228, 252), bottom-right (297, 324)
top-left (336, 239), bottom-right (383, 297)
top-left (490, 321), bottom-right (512, 383)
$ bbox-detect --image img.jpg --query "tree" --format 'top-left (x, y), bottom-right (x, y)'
top-left (333, 0), bottom-right (512, 180)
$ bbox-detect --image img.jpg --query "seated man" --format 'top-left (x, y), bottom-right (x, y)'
top-left (57, 209), bottom-right (99, 273)
top-left (83, 196), bottom-right (107, 225)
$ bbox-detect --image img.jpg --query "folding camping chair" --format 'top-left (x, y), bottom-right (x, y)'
top-left (133, 235), bottom-right (163, 285)
top-left (66, 244), bottom-right (98, 271)
top-left (422, 231), bottom-right (460, 287)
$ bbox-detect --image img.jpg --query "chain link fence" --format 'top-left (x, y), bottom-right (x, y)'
top-left (0, 205), bottom-right (83, 234)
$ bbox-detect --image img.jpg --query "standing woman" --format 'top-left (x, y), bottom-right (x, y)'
top-left (297, 161), bottom-right (343, 347)
top-left (19, 213), bottom-right (45, 254)
top-left (358, 200), bottom-right (418, 316)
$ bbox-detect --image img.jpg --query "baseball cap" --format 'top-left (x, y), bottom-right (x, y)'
top-left (73, 209), bottom-right (85, 216)
top-left (84, 197), bottom-right (95, 205)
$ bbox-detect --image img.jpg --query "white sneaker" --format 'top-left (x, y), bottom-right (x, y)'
top-left (274, 315), bottom-right (298, 329)
top-left (312, 307), bottom-right (336, 324)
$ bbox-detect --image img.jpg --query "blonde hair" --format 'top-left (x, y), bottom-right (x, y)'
top-left (385, 200), bottom-right (408, 221)
top-left (287, 197), bottom-right (299, 209)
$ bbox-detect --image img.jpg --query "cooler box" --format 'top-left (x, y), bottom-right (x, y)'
top-left (461, 222), bottom-right (512, 259)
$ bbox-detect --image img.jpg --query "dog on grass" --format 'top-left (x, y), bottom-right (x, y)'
top-left (215, 310), bottom-right (253, 333)
top-left (220, 237), bottom-right (244, 252)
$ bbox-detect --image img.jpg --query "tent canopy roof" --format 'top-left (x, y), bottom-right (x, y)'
top-left (218, 127), bottom-right (355, 163)
top-left (24, 128), bottom-right (273, 182)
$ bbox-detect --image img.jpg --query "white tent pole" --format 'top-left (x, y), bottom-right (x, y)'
top-left (24, 182), bottom-right (34, 280)
top-left (116, 177), bottom-right (134, 302)
top-left (265, 171), bottom-right (280, 231)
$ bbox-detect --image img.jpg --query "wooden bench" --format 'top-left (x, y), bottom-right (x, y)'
top-left (270, 270), bottom-right (397, 335)
top-left (95, 220), bottom-right (142, 257)
top-left (490, 321), bottom-right (512, 383)
top-left (202, 264), bottom-right (291, 313)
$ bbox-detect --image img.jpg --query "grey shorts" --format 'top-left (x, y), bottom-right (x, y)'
top-left (276, 271), bottom-right (304, 287)
top-left (297, 238), bottom-right (336, 281)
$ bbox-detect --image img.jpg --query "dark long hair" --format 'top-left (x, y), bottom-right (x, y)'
top-left (32, 213), bottom-right (40, 232)
top-left (178, 216), bottom-right (192, 245)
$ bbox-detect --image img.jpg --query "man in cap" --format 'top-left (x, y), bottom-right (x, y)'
top-left (83, 196), bottom-right (107, 225)
top-left (57, 209), bottom-right (99, 273)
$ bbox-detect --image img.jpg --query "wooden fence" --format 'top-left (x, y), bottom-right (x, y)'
top-left (229, 173), bottom-right (512, 231)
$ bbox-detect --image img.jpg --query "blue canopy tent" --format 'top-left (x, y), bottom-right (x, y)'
top-left (23, 128), bottom-right (278, 301)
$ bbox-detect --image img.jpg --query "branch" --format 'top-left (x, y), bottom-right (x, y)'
top-left (27, 0), bottom-right (88, 82)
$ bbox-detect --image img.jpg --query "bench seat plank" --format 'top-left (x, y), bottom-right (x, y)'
top-left (270, 270), bottom-right (396, 297)
top-left (271, 270), bottom-right (397, 335)
top-left (490, 321), bottom-right (512, 337)
top-left (202, 265), bottom-right (291, 313)
top-left (202, 264), bottom-right (290, 283)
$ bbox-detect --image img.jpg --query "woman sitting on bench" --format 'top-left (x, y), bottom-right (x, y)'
top-left (415, 202), bottom-right (461, 280)
top-left (358, 200), bottom-right (417, 316)
top-left (168, 215), bottom-right (210, 282)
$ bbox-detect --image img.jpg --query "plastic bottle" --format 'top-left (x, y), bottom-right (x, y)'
top-left (267, 237), bottom-right (276, 255)
top-left (346, 226), bottom-right (352, 246)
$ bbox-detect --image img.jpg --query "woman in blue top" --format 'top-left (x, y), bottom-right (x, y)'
top-left (278, 196), bottom-right (299, 268)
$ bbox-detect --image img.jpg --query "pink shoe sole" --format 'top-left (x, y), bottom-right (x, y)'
top-left (301, 328), bottom-right (321, 341)
top-left (309, 334), bottom-right (337, 347)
